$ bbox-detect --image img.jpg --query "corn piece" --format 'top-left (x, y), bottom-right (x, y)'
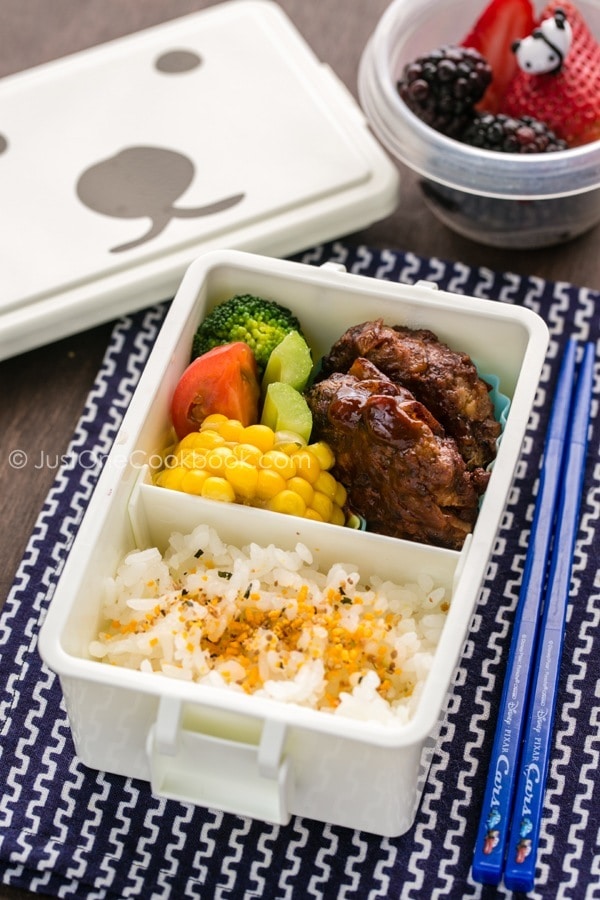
top-left (225, 459), bottom-right (259, 500)
top-left (304, 508), bottom-right (323, 522)
top-left (255, 468), bottom-right (287, 501)
top-left (233, 443), bottom-right (263, 466)
top-left (201, 476), bottom-right (236, 503)
top-left (177, 432), bottom-right (206, 450)
top-left (186, 430), bottom-right (225, 450)
top-left (217, 419), bottom-right (245, 443)
top-left (242, 424), bottom-right (275, 453)
top-left (310, 491), bottom-right (333, 522)
top-left (260, 449), bottom-right (296, 481)
top-left (174, 448), bottom-right (208, 469)
top-left (180, 468), bottom-right (210, 495)
top-left (334, 482), bottom-right (347, 508)
top-left (313, 470), bottom-right (338, 501)
top-left (286, 476), bottom-right (314, 506)
top-left (308, 441), bottom-right (335, 470)
top-left (155, 465), bottom-right (187, 490)
top-left (291, 448), bottom-right (321, 484)
top-left (205, 446), bottom-right (235, 475)
top-left (267, 490), bottom-right (306, 517)
top-left (330, 504), bottom-right (346, 527)
top-left (274, 441), bottom-right (303, 455)
top-left (200, 413), bottom-right (229, 429)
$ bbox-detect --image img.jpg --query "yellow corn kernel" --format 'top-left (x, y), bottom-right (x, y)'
top-left (242, 424), bottom-right (275, 453)
top-left (304, 507), bottom-right (323, 522)
top-left (180, 468), bottom-right (210, 495)
top-left (225, 459), bottom-right (259, 500)
top-left (255, 468), bottom-right (287, 501)
top-left (286, 476), bottom-right (314, 506)
top-left (334, 482), bottom-right (347, 508)
top-left (200, 413), bottom-right (229, 430)
top-left (173, 448), bottom-right (208, 470)
top-left (330, 503), bottom-right (346, 526)
top-left (308, 441), bottom-right (335, 470)
top-left (310, 491), bottom-right (332, 522)
top-left (233, 443), bottom-right (263, 466)
top-left (274, 441), bottom-right (302, 456)
top-left (292, 448), bottom-right (321, 484)
top-left (205, 446), bottom-right (235, 475)
top-left (217, 419), bottom-right (245, 443)
top-left (155, 465), bottom-right (187, 490)
top-left (266, 490), bottom-right (307, 517)
top-left (260, 449), bottom-right (296, 481)
top-left (313, 470), bottom-right (338, 501)
top-left (201, 476), bottom-right (236, 503)
top-left (176, 431), bottom-right (206, 450)
top-left (188, 430), bottom-right (226, 450)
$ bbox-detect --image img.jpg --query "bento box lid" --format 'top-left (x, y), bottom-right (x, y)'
top-left (0, 0), bottom-right (400, 360)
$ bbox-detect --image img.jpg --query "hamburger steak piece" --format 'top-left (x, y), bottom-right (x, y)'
top-left (305, 358), bottom-right (488, 550)
top-left (319, 320), bottom-right (501, 470)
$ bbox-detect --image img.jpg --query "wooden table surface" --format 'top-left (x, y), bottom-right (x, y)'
top-left (0, 2), bottom-right (598, 898)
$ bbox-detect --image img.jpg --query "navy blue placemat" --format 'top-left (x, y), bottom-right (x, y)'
top-left (1, 242), bottom-right (599, 899)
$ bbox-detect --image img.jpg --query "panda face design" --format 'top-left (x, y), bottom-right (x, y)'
top-left (76, 146), bottom-right (244, 254)
top-left (74, 49), bottom-right (245, 253)
top-left (513, 33), bottom-right (562, 73)
top-left (0, 45), bottom-right (246, 256)
top-left (512, 8), bottom-right (573, 75)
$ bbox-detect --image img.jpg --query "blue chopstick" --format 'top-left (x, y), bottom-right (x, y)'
top-left (471, 339), bottom-right (579, 886)
top-left (503, 340), bottom-right (594, 892)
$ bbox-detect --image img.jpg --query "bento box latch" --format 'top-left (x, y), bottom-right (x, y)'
top-left (146, 696), bottom-right (292, 824)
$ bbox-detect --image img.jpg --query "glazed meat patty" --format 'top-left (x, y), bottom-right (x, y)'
top-left (319, 319), bottom-right (501, 470)
top-left (305, 358), bottom-right (488, 550)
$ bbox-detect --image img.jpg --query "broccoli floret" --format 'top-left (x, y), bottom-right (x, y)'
top-left (192, 294), bottom-right (303, 375)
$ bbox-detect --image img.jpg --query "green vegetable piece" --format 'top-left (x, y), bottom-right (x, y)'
top-left (262, 330), bottom-right (313, 393)
top-left (261, 382), bottom-right (313, 443)
top-left (192, 294), bottom-right (303, 376)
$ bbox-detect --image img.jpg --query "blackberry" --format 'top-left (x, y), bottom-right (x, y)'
top-left (461, 113), bottom-right (568, 153)
top-left (397, 46), bottom-right (492, 138)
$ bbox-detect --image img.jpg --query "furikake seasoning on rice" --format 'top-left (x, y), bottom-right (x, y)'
top-left (89, 524), bottom-right (450, 725)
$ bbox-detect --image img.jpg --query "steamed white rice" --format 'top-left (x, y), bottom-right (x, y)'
top-left (89, 524), bottom-right (449, 726)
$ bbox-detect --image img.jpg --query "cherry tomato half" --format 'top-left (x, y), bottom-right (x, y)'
top-left (170, 342), bottom-right (260, 439)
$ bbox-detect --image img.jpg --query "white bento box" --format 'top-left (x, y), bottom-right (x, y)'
top-left (39, 249), bottom-right (549, 837)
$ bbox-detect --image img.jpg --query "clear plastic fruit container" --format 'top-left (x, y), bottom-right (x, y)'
top-left (358, 0), bottom-right (600, 248)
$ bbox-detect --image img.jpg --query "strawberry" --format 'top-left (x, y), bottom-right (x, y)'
top-left (461, 0), bottom-right (536, 112)
top-left (500, 0), bottom-right (600, 146)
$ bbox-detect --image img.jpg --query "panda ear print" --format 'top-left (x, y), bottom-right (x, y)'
top-left (554, 8), bottom-right (567, 28)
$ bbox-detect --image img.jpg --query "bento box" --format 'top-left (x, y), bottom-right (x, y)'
top-left (38, 249), bottom-right (549, 837)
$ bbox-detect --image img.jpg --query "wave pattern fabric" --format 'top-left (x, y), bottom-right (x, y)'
top-left (1, 243), bottom-right (599, 900)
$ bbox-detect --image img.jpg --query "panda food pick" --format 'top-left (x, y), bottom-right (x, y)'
top-left (396, 0), bottom-right (600, 150)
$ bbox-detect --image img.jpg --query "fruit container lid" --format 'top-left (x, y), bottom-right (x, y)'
top-left (0, 0), bottom-right (400, 360)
